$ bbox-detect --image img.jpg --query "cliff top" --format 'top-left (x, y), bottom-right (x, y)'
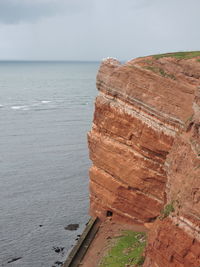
top-left (97, 51), bottom-right (200, 126)
top-left (149, 51), bottom-right (200, 60)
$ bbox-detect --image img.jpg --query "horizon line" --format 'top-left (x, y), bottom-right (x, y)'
top-left (0, 59), bottom-right (102, 62)
top-left (0, 58), bottom-right (127, 63)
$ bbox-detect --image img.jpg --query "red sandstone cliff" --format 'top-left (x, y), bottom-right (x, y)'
top-left (88, 52), bottom-right (200, 266)
top-left (144, 78), bottom-right (200, 267)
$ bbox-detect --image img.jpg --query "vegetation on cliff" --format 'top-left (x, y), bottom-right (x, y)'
top-left (99, 230), bottom-right (146, 267)
top-left (153, 51), bottom-right (200, 59)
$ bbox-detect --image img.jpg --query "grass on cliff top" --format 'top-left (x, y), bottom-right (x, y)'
top-left (99, 230), bottom-right (146, 267)
top-left (153, 51), bottom-right (200, 60)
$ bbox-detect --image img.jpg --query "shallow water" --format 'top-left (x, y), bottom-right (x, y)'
top-left (0, 61), bottom-right (99, 267)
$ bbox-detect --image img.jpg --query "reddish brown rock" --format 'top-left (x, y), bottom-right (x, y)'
top-left (144, 85), bottom-right (200, 267)
top-left (88, 54), bottom-right (199, 224)
top-left (88, 52), bottom-right (200, 266)
top-left (144, 218), bottom-right (200, 267)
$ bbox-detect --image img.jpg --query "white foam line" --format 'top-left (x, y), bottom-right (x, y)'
top-left (41, 100), bottom-right (51, 104)
top-left (11, 105), bottom-right (30, 111)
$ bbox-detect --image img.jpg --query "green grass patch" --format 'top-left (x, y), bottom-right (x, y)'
top-left (99, 230), bottom-right (146, 267)
top-left (153, 51), bottom-right (200, 60)
top-left (144, 66), bottom-right (176, 80)
top-left (159, 202), bottom-right (175, 220)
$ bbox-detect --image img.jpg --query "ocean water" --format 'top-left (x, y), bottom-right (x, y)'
top-left (0, 61), bottom-right (99, 267)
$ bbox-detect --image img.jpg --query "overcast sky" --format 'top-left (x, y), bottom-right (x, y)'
top-left (0, 0), bottom-right (200, 61)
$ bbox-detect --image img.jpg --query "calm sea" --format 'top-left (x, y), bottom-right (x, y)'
top-left (0, 61), bottom-right (99, 267)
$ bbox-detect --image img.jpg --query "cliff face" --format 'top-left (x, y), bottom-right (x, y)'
top-left (88, 54), bottom-right (196, 224)
top-left (144, 85), bottom-right (200, 266)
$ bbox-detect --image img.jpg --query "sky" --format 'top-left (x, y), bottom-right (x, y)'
top-left (0, 0), bottom-right (200, 61)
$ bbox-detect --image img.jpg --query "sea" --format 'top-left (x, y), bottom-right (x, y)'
top-left (0, 61), bottom-right (99, 267)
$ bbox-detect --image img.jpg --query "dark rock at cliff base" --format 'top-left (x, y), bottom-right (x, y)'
top-left (64, 224), bottom-right (79, 231)
top-left (52, 246), bottom-right (64, 253)
top-left (7, 257), bottom-right (22, 263)
top-left (53, 261), bottom-right (63, 266)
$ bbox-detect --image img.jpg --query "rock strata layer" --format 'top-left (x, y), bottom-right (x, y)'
top-left (144, 84), bottom-right (200, 266)
top-left (88, 54), bottom-right (197, 225)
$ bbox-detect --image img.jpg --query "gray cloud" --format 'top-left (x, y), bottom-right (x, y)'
top-left (0, 0), bottom-right (91, 24)
top-left (0, 0), bottom-right (200, 60)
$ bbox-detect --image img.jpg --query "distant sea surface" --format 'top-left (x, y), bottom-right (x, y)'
top-left (0, 61), bottom-right (99, 267)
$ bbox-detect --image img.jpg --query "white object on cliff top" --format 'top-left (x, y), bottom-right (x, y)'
top-left (102, 57), bottom-right (118, 61)
top-left (102, 57), bottom-right (120, 65)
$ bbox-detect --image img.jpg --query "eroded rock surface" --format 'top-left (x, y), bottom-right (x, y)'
top-left (88, 52), bottom-right (200, 266)
top-left (88, 54), bottom-right (198, 224)
top-left (144, 85), bottom-right (200, 267)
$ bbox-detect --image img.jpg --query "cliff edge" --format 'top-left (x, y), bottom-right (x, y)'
top-left (88, 52), bottom-right (200, 266)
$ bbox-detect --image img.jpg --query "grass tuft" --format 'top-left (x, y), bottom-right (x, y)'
top-left (159, 202), bottom-right (175, 220)
top-left (153, 51), bottom-right (200, 60)
top-left (99, 231), bottom-right (146, 267)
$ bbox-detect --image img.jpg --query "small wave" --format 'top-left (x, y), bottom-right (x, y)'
top-left (31, 103), bottom-right (40, 107)
top-left (0, 104), bottom-right (3, 108)
top-left (22, 107), bottom-right (30, 111)
top-left (11, 105), bottom-right (30, 111)
top-left (41, 100), bottom-right (51, 104)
